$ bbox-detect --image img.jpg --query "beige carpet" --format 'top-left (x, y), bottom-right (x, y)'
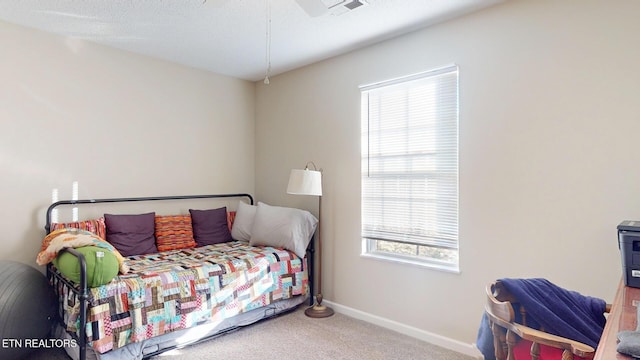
top-left (28, 306), bottom-right (476, 360)
top-left (151, 307), bottom-right (474, 360)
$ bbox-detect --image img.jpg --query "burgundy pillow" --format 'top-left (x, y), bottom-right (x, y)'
top-left (104, 212), bottom-right (157, 257)
top-left (189, 207), bottom-right (233, 246)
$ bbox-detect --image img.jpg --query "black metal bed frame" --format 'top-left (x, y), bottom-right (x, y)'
top-left (44, 193), bottom-right (315, 360)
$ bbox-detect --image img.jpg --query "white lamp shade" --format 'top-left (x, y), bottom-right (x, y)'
top-left (287, 169), bottom-right (322, 196)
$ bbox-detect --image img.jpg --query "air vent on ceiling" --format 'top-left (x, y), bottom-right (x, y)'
top-left (343, 0), bottom-right (366, 10)
top-left (296, 0), bottom-right (368, 17)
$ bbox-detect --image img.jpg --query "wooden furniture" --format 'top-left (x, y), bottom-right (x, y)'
top-left (593, 279), bottom-right (640, 360)
top-left (485, 281), bottom-right (602, 359)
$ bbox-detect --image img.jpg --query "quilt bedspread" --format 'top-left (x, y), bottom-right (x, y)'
top-left (51, 241), bottom-right (308, 353)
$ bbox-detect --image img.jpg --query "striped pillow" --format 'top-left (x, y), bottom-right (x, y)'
top-left (155, 215), bottom-right (196, 252)
top-left (45, 217), bottom-right (107, 251)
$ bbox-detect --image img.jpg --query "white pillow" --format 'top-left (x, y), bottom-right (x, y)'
top-left (249, 202), bottom-right (318, 258)
top-left (230, 201), bottom-right (257, 242)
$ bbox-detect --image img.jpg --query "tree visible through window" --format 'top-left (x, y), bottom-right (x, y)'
top-left (360, 65), bottom-right (459, 271)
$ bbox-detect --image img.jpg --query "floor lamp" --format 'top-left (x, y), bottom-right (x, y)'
top-left (287, 162), bottom-right (334, 318)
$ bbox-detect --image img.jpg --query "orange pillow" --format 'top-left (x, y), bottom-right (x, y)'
top-left (227, 211), bottom-right (236, 231)
top-left (155, 215), bottom-right (196, 252)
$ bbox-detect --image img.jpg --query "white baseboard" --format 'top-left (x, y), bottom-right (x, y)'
top-left (324, 300), bottom-right (484, 359)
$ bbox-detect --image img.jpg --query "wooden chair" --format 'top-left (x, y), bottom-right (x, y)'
top-left (484, 281), bottom-right (610, 360)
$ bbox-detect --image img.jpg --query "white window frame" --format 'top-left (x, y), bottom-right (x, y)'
top-left (360, 65), bottom-right (459, 272)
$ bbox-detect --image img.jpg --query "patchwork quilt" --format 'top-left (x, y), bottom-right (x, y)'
top-left (51, 241), bottom-right (308, 354)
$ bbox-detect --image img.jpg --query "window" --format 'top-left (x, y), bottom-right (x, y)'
top-left (360, 65), bottom-right (459, 271)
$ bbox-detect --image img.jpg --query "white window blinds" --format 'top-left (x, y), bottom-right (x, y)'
top-left (361, 65), bottom-right (459, 261)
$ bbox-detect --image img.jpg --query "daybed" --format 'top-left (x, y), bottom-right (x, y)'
top-left (39, 193), bottom-right (316, 360)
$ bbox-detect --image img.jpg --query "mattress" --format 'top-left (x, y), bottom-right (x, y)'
top-left (51, 241), bottom-right (308, 354)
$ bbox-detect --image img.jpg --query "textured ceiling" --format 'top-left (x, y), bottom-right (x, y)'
top-left (0, 0), bottom-right (504, 81)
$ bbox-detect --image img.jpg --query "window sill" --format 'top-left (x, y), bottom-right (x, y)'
top-left (360, 252), bottom-right (460, 274)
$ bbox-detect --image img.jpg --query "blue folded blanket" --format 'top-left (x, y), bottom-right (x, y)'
top-left (477, 278), bottom-right (607, 359)
top-left (500, 278), bottom-right (606, 348)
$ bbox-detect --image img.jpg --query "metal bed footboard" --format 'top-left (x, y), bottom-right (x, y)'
top-left (44, 193), bottom-right (315, 360)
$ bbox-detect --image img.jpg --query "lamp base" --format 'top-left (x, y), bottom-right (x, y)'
top-left (305, 303), bottom-right (334, 318)
top-left (305, 294), bottom-right (334, 318)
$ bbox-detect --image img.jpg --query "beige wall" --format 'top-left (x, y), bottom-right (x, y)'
top-left (0, 21), bottom-right (255, 267)
top-left (255, 0), bottom-right (640, 352)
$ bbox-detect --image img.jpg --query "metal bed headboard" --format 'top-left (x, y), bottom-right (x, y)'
top-left (45, 193), bottom-right (254, 234)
